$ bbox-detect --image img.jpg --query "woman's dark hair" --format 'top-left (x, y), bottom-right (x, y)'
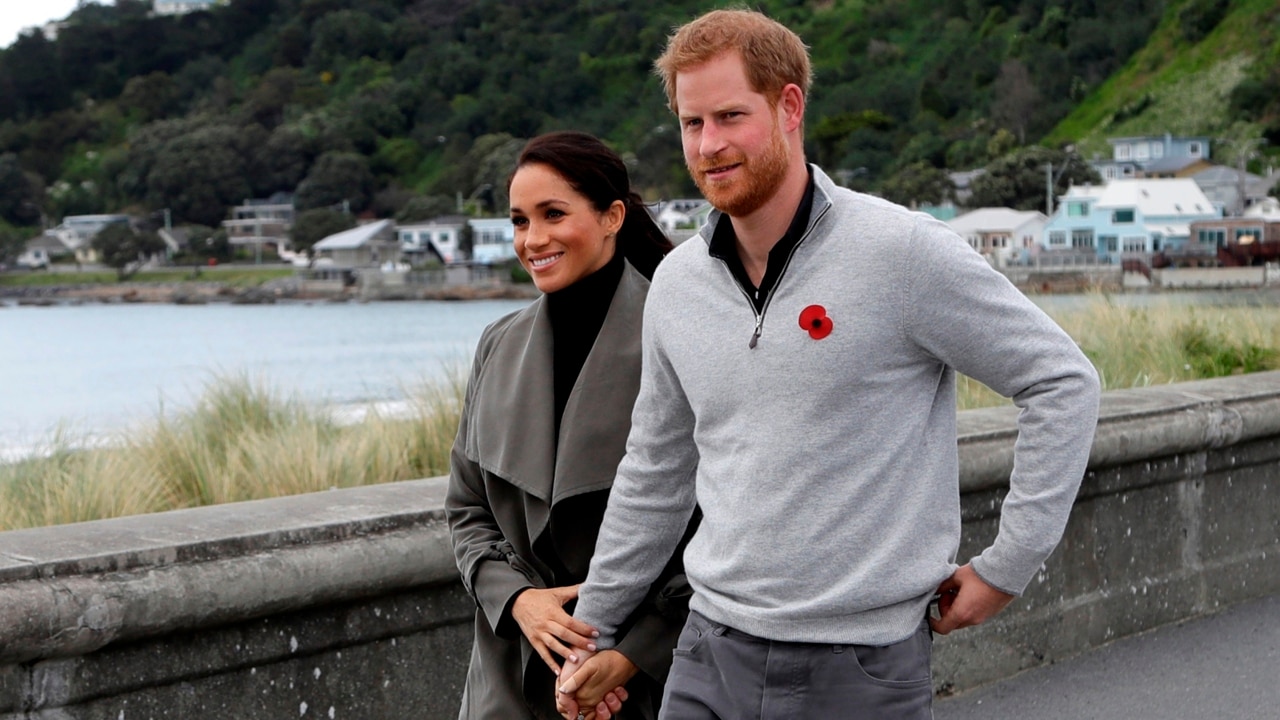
top-left (510, 131), bottom-right (673, 279)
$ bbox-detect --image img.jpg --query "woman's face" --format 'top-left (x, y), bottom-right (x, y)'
top-left (509, 163), bottom-right (623, 294)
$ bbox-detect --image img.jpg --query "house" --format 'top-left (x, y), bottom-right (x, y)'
top-left (223, 194), bottom-right (295, 252)
top-left (312, 220), bottom-right (398, 268)
top-left (649, 198), bottom-right (713, 244)
top-left (153, 0), bottom-right (221, 15)
top-left (47, 214), bottom-right (133, 265)
top-left (1092, 134), bottom-right (1212, 181)
top-left (650, 199), bottom-right (707, 233)
top-left (1244, 196), bottom-right (1280, 220)
top-left (1191, 165), bottom-right (1278, 216)
top-left (948, 169), bottom-right (985, 206)
top-left (397, 216), bottom-right (467, 264)
top-left (1041, 179), bottom-right (1220, 265)
top-left (468, 217), bottom-right (516, 264)
top-left (946, 208), bottom-right (1047, 267)
top-left (18, 232), bottom-right (75, 268)
top-left (1189, 210), bottom-right (1280, 266)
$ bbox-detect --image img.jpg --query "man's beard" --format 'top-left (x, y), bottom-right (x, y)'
top-left (689, 124), bottom-right (790, 217)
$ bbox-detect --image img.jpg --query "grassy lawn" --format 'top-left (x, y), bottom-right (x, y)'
top-left (0, 266), bottom-right (296, 288)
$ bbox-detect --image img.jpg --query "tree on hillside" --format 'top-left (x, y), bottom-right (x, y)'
top-left (92, 223), bottom-right (166, 280)
top-left (0, 155), bottom-right (44, 226)
top-left (967, 146), bottom-right (1100, 212)
top-left (877, 162), bottom-right (955, 209)
top-left (991, 60), bottom-right (1039, 145)
top-left (395, 195), bottom-right (456, 223)
top-left (0, 226), bottom-right (31, 266)
top-left (290, 208), bottom-right (354, 259)
top-left (144, 124), bottom-right (252, 227)
top-left (295, 152), bottom-right (376, 213)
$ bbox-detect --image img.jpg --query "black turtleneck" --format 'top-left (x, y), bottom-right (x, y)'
top-left (545, 248), bottom-right (625, 436)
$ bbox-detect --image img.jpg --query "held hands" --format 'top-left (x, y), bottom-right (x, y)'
top-left (556, 649), bottom-right (637, 720)
top-left (510, 585), bottom-right (599, 674)
top-left (929, 563), bottom-right (1016, 635)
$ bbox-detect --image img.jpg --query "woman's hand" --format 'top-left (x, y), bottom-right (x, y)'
top-left (510, 585), bottom-right (600, 674)
top-left (556, 650), bottom-right (638, 719)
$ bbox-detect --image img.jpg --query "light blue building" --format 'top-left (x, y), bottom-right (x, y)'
top-left (1092, 134), bottom-right (1212, 181)
top-left (1042, 179), bottom-right (1221, 264)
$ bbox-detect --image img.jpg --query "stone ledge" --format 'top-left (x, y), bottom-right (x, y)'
top-left (959, 370), bottom-right (1280, 490)
top-left (0, 479), bottom-right (459, 665)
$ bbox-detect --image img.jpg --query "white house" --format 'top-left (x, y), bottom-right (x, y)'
top-left (1244, 196), bottom-right (1280, 220)
top-left (153, 0), bottom-right (221, 15)
top-left (397, 217), bottom-right (467, 264)
top-left (946, 208), bottom-right (1047, 267)
top-left (312, 220), bottom-right (398, 268)
top-left (468, 217), bottom-right (516, 264)
top-left (46, 214), bottom-right (132, 265)
top-left (223, 194), bottom-right (295, 250)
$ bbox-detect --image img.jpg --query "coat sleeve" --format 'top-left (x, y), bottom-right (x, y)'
top-left (445, 332), bottom-right (542, 639)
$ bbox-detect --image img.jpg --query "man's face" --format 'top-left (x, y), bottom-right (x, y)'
top-left (676, 52), bottom-right (791, 218)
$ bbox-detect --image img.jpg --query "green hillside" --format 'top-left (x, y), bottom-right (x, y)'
top-left (1048, 0), bottom-right (1280, 165)
top-left (2, 0), bottom-right (1243, 248)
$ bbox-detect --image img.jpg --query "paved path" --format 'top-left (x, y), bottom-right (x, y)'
top-left (935, 593), bottom-right (1280, 720)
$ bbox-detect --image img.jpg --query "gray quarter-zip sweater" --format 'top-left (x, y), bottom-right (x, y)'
top-left (575, 166), bottom-right (1100, 647)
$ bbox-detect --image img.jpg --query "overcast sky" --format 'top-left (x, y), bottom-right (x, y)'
top-left (0, 1), bottom-right (92, 50)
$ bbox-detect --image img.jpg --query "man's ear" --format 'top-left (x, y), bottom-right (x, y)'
top-left (777, 83), bottom-right (805, 133)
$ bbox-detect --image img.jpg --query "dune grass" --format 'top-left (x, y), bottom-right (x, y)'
top-left (957, 294), bottom-right (1280, 409)
top-left (3, 294), bottom-right (1278, 530)
top-left (0, 373), bottom-right (465, 531)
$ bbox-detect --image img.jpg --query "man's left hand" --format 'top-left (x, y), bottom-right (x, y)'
top-left (929, 563), bottom-right (1015, 635)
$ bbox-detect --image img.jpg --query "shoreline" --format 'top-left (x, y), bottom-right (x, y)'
top-left (0, 278), bottom-right (542, 306)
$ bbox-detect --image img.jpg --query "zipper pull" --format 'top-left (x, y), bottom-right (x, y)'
top-left (748, 316), bottom-right (763, 349)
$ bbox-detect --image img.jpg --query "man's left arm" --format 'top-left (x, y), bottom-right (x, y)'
top-left (906, 220), bottom-right (1101, 630)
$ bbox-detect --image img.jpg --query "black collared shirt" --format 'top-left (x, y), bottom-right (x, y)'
top-left (708, 167), bottom-right (816, 313)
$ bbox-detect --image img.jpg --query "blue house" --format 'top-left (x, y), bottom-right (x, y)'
top-left (1091, 134), bottom-right (1213, 181)
top-left (1042, 179), bottom-right (1221, 265)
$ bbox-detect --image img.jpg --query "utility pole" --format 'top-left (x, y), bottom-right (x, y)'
top-left (1044, 163), bottom-right (1054, 216)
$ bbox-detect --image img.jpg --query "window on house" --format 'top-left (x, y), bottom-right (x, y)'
top-left (1068, 202), bottom-right (1088, 217)
top-left (1100, 235), bottom-right (1118, 252)
top-left (1071, 229), bottom-right (1094, 248)
top-left (1105, 167), bottom-right (1118, 180)
top-left (1123, 237), bottom-right (1148, 253)
top-left (1116, 144), bottom-right (1131, 160)
top-left (1134, 143), bottom-right (1150, 161)
top-left (1112, 209), bottom-right (1135, 223)
top-left (1198, 229), bottom-right (1226, 246)
top-left (1049, 231), bottom-right (1066, 246)
top-left (1188, 142), bottom-right (1201, 157)
top-left (1236, 228), bottom-right (1262, 244)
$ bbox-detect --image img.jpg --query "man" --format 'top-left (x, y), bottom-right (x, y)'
top-left (557, 9), bottom-right (1100, 719)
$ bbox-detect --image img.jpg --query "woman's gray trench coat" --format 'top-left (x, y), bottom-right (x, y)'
top-left (446, 264), bottom-right (690, 720)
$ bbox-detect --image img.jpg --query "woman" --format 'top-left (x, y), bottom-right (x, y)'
top-left (446, 131), bottom-right (690, 720)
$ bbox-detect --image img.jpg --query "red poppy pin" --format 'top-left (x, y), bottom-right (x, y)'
top-left (799, 304), bottom-right (833, 340)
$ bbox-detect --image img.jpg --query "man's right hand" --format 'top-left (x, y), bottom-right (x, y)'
top-left (510, 584), bottom-right (600, 674)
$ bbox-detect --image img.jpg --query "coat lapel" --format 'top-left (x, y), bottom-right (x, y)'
top-left (552, 265), bottom-right (646, 505)
top-left (465, 263), bottom-right (648, 538)
top-left (468, 296), bottom-right (557, 504)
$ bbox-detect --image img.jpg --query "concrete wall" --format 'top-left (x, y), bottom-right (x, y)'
top-left (1156, 266), bottom-right (1267, 289)
top-left (1, 373), bottom-right (1278, 717)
